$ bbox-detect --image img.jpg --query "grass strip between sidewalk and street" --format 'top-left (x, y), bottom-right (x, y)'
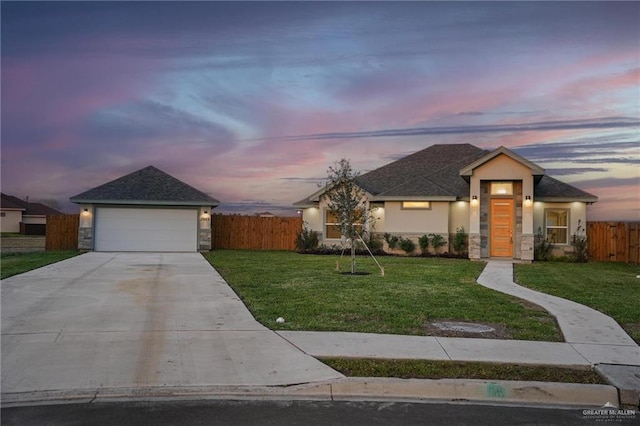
top-left (514, 262), bottom-right (640, 344)
top-left (321, 358), bottom-right (606, 384)
top-left (204, 250), bottom-right (562, 341)
top-left (0, 251), bottom-right (80, 280)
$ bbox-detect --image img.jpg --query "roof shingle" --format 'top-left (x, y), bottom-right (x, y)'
top-left (70, 166), bottom-right (219, 206)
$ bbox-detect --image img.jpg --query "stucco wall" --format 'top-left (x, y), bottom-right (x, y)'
top-left (448, 201), bottom-right (469, 233)
top-left (1, 210), bottom-right (22, 233)
top-left (384, 201), bottom-right (449, 233)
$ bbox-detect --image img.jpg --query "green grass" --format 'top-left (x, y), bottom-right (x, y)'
top-left (322, 358), bottom-right (605, 384)
top-left (515, 262), bottom-right (640, 343)
top-left (1, 251), bottom-right (80, 279)
top-left (204, 250), bottom-right (562, 341)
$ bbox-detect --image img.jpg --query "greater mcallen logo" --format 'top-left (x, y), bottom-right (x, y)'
top-left (582, 402), bottom-right (636, 422)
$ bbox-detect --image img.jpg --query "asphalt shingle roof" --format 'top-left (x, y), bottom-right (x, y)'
top-left (294, 143), bottom-right (597, 204)
top-left (1, 193), bottom-right (62, 215)
top-left (356, 144), bottom-right (488, 198)
top-left (70, 166), bottom-right (219, 205)
top-left (534, 175), bottom-right (597, 201)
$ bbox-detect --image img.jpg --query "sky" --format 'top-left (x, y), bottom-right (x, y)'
top-left (1, 1), bottom-right (638, 220)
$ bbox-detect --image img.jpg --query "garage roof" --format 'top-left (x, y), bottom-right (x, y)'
top-left (70, 165), bottom-right (220, 206)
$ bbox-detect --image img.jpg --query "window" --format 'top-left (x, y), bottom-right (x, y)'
top-left (324, 209), bottom-right (363, 239)
top-left (491, 182), bottom-right (513, 195)
top-left (325, 210), bottom-right (342, 239)
top-left (401, 201), bottom-right (431, 209)
top-left (545, 209), bottom-right (569, 244)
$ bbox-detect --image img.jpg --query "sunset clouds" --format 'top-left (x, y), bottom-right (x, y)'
top-left (2, 2), bottom-right (638, 219)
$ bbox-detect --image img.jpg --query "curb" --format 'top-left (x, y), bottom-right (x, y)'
top-left (1, 378), bottom-right (619, 409)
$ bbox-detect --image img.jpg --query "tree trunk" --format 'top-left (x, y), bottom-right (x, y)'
top-left (350, 239), bottom-right (356, 274)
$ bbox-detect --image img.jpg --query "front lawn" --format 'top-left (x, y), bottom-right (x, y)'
top-left (515, 262), bottom-right (640, 343)
top-left (0, 251), bottom-right (80, 280)
top-left (204, 250), bottom-right (562, 341)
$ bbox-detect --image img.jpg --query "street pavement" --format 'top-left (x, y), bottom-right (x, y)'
top-left (1, 254), bottom-right (637, 408)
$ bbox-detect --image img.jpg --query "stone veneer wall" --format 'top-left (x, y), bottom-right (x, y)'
top-left (479, 182), bottom-right (490, 258)
top-left (78, 227), bottom-right (93, 250)
top-left (514, 181), bottom-right (523, 259)
top-left (199, 229), bottom-right (212, 251)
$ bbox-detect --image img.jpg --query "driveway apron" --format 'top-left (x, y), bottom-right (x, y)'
top-left (1, 252), bottom-right (342, 397)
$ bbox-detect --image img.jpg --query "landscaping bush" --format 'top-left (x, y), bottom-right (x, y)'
top-left (571, 220), bottom-right (588, 263)
top-left (429, 233), bottom-right (446, 254)
top-left (452, 227), bottom-right (468, 254)
top-left (418, 234), bottom-right (430, 255)
top-left (399, 237), bottom-right (416, 254)
top-left (295, 225), bottom-right (319, 252)
top-left (534, 227), bottom-right (553, 261)
top-left (365, 234), bottom-right (384, 252)
top-left (384, 233), bottom-right (400, 250)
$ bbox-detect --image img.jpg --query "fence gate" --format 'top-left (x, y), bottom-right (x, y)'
top-left (46, 214), bottom-right (79, 251)
top-left (587, 221), bottom-right (640, 263)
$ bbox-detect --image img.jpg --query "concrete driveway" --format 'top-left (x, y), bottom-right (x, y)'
top-left (1, 252), bottom-right (341, 399)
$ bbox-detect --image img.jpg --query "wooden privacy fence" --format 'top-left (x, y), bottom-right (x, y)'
top-left (211, 214), bottom-right (302, 250)
top-left (46, 214), bottom-right (79, 251)
top-left (587, 221), bottom-right (640, 263)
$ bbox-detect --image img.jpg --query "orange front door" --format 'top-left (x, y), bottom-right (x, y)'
top-left (490, 199), bottom-right (514, 257)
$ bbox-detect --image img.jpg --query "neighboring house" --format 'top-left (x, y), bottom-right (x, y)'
top-left (69, 165), bottom-right (219, 252)
top-left (294, 144), bottom-right (597, 261)
top-left (0, 193), bottom-right (62, 234)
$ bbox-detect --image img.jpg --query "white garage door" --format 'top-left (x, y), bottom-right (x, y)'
top-left (95, 207), bottom-right (198, 252)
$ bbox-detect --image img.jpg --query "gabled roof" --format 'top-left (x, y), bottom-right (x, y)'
top-left (1, 193), bottom-right (62, 215)
top-left (70, 166), bottom-right (220, 206)
top-left (459, 146), bottom-right (545, 176)
top-left (293, 143), bottom-right (598, 205)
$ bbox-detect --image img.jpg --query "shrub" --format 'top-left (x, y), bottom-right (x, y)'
top-left (452, 227), bottom-right (468, 254)
top-left (571, 220), bottom-right (588, 263)
top-left (429, 233), bottom-right (446, 254)
top-left (418, 235), bottom-right (430, 255)
top-left (366, 234), bottom-right (384, 253)
top-left (384, 233), bottom-right (400, 250)
top-left (295, 225), bottom-right (319, 252)
top-left (399, 237), bottom-right (416, 254)
top-left (534, 227), bottom-right (553, 261)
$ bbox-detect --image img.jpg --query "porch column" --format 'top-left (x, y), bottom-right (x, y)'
top-left (78, 204), bottom-right (93, 250)
top-left (521, 194), bottom-right (534, 261)
top-left (199, 207), bottom-right (212, 251)
top-left (469, 178), bottom-right (481, 260)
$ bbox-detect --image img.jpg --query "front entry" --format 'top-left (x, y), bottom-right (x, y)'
top-left (490, 199), bottom-right (514, 257)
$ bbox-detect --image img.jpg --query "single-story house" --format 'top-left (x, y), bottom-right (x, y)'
top-left (294, 144), bottom-right (598, 261)
top-left (70, 165), bottom-right (219, 252)
top-left (1, 193), bottom-right (62, 234)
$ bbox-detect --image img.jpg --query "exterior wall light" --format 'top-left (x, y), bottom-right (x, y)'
top-left (524, 195), bottom-right (532, 206)
top-left (471, 195), bottom-right (478, 206)
top-left (82, 208), bottom-right (90, 216)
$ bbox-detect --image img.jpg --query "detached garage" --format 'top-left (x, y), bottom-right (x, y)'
top-left (70, 166), bottom-right (219, 252)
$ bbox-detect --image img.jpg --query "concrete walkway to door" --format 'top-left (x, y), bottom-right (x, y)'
top-left (1, 252), bottom-right (342, 399)
top-left (477, 260), bottom-right (639, 365)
